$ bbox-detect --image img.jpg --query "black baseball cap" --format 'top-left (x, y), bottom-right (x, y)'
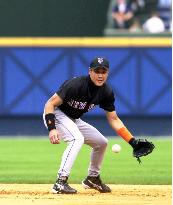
top-left (89, 57), bottom-right (109, 70)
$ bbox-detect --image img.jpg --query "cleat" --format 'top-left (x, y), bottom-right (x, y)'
top-left (82, 175), bottom-right (111, 193)
top-left (52, 177), bottom-right (77, 194)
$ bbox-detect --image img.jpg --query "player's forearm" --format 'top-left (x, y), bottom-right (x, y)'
top-left (106, 111), bottom-right (134, 143)
top-left (110, 119), bottom-right (134, 143)
top-left (44, 102), bottom-right (56, 132)
top-left (44, 94), bottom-right (63, 131)
top-left (107, 115), bottom-right (124, 131)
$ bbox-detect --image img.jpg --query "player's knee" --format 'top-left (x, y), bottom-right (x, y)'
top-left (99, 138), bottom-right (108, 149)
top-left (75, 136), bottom-right (84, 145)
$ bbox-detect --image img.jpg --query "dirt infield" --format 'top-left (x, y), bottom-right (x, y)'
top-left (0, 184), bottom-right (171, 205)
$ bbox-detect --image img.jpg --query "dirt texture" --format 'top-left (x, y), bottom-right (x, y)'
top-left (0, 184), bottom-right (171, 205)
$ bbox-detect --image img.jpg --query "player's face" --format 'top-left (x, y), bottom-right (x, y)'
top-left (89, 68), bottom-right (109, 86)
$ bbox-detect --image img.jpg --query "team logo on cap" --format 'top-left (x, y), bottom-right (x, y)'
top-left (98, 58), bottom-right (103, 64)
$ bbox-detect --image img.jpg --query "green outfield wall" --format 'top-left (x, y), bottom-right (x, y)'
top-left (0, 0), bottom-right (109, 37)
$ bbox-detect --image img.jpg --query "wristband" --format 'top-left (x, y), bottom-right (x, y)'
top-left (128, 138), bottom-right (136, 147)
top-left (117, 127), bottom-right (134, 143)
top-left (45, 113), bottom-right (56, 131)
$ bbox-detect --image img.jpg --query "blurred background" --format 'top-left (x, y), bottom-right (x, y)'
top-left (0, 0), bottom-right (171, 137)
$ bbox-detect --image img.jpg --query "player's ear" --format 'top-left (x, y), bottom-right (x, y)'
top-left (89, 68), bottom-right (92, 74)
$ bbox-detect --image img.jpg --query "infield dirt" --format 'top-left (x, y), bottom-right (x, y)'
top-left (0, 184), bottom-right (171, 205)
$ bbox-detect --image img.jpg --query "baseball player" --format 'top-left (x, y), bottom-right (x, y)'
top-left (43, 57), bottom-right (154, 194)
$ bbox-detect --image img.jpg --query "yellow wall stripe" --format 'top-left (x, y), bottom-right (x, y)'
top-left (0, 37), bottom-right (171, 47)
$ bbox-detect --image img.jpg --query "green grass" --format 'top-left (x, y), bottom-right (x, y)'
top-left (0, 137), bottom-right (171, 184)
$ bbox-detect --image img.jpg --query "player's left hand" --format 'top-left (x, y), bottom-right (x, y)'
top-left (129, 138), bottom-right (155, 163)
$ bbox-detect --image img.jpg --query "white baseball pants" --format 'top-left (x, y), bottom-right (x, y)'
top-left (44, 108), bottom-right (108, 178)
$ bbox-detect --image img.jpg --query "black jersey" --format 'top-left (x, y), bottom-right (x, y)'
top-left (56, 76), bottom-right (115, 119)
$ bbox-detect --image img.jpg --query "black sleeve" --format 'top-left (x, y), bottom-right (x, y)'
top-left (99, 86), bottom-right (115, 112)
top-left (56, 79), bottom-right (77, 102)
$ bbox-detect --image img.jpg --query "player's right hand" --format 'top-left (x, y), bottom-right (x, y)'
top-left (49, 129), bottom-right (60, 144)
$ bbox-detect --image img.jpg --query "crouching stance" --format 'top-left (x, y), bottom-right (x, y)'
top-left (43, 57), bottom-right (154, 194)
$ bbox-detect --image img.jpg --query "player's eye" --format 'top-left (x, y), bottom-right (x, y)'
top-left (94, 70), bottom-right (108, 74)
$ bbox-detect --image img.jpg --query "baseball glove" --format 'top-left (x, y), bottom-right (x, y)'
top-left (129, 138), bottom-right (155, 164)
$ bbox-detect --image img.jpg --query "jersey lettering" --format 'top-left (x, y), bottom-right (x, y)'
top-left (88, 104), bottom-right (95, 110)
top-left (67, 99), bottom-right (94, 110)
top-left (67, 99), bottom-right (88, 110)
top-left (73, 101), bottom-right (80, 109)
top-left (67, 99), bottom-right (74, 106)
top-left (79, 102), bottom-right (87, 109)
top-left (57, 76), bottom-right (115, 119)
